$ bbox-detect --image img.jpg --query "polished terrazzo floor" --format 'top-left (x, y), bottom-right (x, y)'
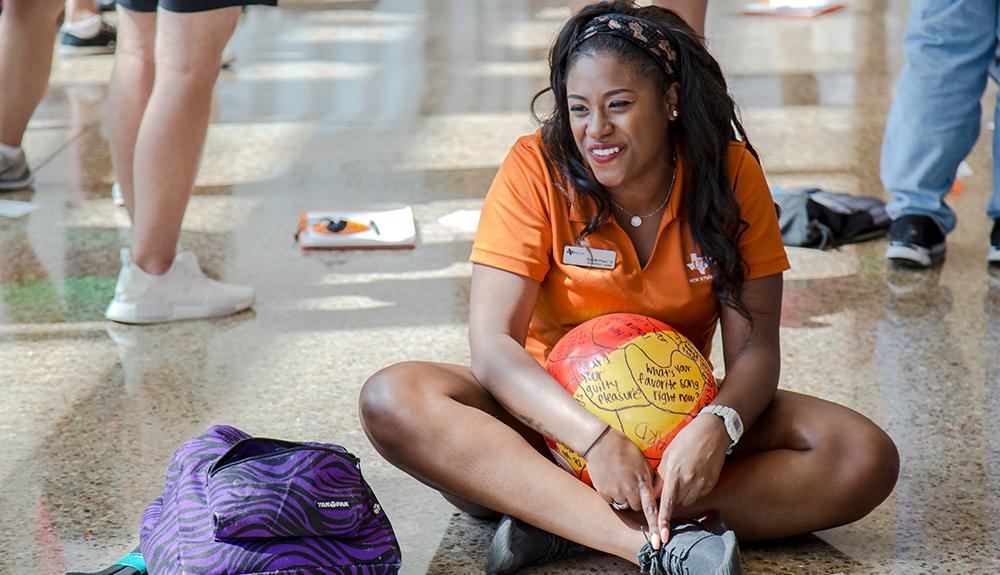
top-left (2, 0), bottom-right (1000, 573)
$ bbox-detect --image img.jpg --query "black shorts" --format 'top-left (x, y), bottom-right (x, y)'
top-left (117, 0), bottom-right (276, 13)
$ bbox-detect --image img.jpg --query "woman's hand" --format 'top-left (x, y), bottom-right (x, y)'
top-left (585, 427), bottom-right (665, 546)
top-left (655, 412), bottom-right (731, 545)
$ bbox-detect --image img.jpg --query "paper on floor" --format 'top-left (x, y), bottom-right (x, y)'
top-left (437, 209), bottom-right (481, 232)
top-left (0, 199), bottom-right (41, 218)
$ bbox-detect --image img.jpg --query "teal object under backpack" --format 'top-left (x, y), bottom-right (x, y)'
top-left (67, 551), bottom-right (147, 575)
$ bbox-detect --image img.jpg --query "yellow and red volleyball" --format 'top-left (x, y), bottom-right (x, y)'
top-left (544, 313), bottom-right (718, 487)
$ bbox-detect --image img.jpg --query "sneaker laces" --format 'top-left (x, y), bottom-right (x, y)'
top-left (638, 540), bottom-right (691, 575)
top-left (640, 521), bottom-right (728, 575)
top-left (664, 551), bottom-right (687, 575)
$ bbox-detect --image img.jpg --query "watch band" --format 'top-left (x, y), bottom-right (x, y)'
top-left (701, 405), bottom-right (744, 454)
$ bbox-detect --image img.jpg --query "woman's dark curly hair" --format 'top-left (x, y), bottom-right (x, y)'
top-left (531, 0), bottom-right (759, 320)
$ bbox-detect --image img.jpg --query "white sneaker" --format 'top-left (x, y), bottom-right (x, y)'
top-left (989, 246), bottom-right (1000, 265)
top-left (111, 182), bottom-right (124, 206)
top-left (105, 247), bottom-right (255, 324)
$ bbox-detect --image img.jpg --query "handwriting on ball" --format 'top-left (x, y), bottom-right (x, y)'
top-left (576, 336), bottom-right (703, 415)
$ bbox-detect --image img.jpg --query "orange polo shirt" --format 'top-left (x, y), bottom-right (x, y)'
top-left (471, 131), bottom-right (789, 365)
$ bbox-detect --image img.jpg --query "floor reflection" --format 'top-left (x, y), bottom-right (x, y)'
top-left (984, 269), bottom-right (1000, 547)
top-left (65, 85), bottom-right (114, 202)
top-left (877, 267), bottom-right (998, 571)
top-left (0, 314), bottom-right (258, 570)
top-left (0, 190), bottom-right (68, 324)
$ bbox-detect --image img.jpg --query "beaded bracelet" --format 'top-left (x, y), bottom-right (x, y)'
top-left (581, 423), bottom-right (612, 459)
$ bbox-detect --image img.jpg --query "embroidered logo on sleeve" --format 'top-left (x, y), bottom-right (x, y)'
top-left (686, 253), bottom-right (714, 283)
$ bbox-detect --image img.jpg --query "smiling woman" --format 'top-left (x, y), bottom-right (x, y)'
top-left (359, 2), bottom-right (899, 575)
top-left (567, 55), bottom-right (678, 262)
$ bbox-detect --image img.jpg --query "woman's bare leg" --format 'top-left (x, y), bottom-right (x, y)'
top-left (677, 390), bottom-right (900, 541)
top-left (359, 364), bottom-right (898, 561)
top-left (0, 0), bottom-right (65, 148)
top-left (652, 0), bottom-right (707, 37)
top-left (106, 7), bottom-right (156, 219)
top-left (568, 0), bottom-right (708, 37)
top-left (360, 362), bottom-right (650, 563)
top-left (64, 0), bottom-right (100, 23)
top-left (128, 6), bottom-right (239, 274)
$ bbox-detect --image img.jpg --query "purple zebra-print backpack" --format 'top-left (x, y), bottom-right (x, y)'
top-left (141, 425), bottom-right (401, 575)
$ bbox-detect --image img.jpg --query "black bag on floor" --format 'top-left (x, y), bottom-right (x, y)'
top-left (774, 187), bottom-right (890, 249)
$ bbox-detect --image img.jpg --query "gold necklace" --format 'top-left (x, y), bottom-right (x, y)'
top-left (608, 153), bottom-right (678, 228)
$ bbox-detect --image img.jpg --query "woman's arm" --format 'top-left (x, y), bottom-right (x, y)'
top-left (469, 263), bottom-right (608, 452)
top-left (470, 263), bottom-right (666, 541)
top-left (712, 271), bottom-right (783, 435)
top-left (654, 272), bottom-right (783, 543)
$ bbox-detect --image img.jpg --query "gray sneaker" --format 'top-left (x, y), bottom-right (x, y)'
top-left (483, 515), bottom-right (592, 575)
top-left (638, 511), bottom-right (741, 575)
top-left (0, 147), bottom-right (34, 191)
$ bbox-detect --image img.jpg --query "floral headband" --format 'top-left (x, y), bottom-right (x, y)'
top-left (572, 14), bottom-right (680, 83)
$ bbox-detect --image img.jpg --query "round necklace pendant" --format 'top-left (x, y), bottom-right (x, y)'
top-left (630, 215), bottom-right (642, 227)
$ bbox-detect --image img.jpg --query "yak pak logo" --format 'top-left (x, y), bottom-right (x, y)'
top-left (686, 253), bottom-right (714, 283)
top-left (316, 500), bottom-right (352, 509)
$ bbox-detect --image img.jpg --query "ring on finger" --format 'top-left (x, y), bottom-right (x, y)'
top-left (611, 500), bottom-right (630, 511)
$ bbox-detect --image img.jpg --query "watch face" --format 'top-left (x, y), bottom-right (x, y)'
top-left (720, 407), bottom-right (742, 440)
top-left (704, 405), bottom-right (742, 443)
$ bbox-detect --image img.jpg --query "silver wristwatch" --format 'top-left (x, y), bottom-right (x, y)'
top-left (701, 405), bottom-right (744, 454)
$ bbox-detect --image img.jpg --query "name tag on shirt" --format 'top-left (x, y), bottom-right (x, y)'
top-left (562, 246), bottom-right (616, 270)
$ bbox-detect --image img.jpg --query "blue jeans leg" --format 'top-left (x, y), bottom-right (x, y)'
top-left (991, 88), bottom-right (1000, 221)
top-left (880, 0), bottom-right (999, 234)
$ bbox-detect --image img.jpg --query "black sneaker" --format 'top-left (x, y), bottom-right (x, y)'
top-left (638, 511), bottom-right (741, 575)
top-left (483, 515), bottom-right (592, 575)
top-left (59, 21), bottom-right (117, 56)
top-left (884, 214), bottom-right (946, 268)
top-left (989, 218), bottom-right (1000, 267)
